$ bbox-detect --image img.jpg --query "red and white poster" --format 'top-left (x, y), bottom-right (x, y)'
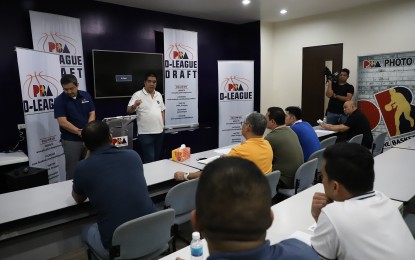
top-left (357, 51), bottom-right (415, 150)
top-left (16, 48), bottom-right (65, 182)
top-left (218, 61), bottom-right (254, 147)
top-left (163, 28), bottom-right (199, 128)
top-left (30, 10), bottom-right (86, 91)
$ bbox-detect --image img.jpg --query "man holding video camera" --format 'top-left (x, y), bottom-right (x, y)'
top-left (325, 68), bottom-right (354, 125)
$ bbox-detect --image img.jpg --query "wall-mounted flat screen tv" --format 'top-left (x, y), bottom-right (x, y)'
top-left (92, 50), bottom-right (164, 99)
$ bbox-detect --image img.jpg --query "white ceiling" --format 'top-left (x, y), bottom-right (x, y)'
top-left (96, 0), bottom-right (391, 24)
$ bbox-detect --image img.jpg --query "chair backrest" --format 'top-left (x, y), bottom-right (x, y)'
top-left (320, 136), bottom-right (337, 149)
top-left (294, 158), bottom-right (318, 194)
top-left (348, 134), bottom-right (363, 145)
top-left (111, 208), bottom-right (175, 260)
top-left (265, 170), bottom-right (281, 198)
top-left (164, 178), bottom-right (199, 225)
top-left (308, 148), bottom-right (326, 173)
top-left (372, 132), bottom-right (387, 156)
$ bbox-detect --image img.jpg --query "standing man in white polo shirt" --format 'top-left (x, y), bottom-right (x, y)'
top-left (127, 72), bottom-right (165, 163)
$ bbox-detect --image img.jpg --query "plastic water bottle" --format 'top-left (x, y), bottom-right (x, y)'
top-left (190, 231), bottom-right (203, 260)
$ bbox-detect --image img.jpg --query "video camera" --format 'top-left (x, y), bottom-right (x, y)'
top-left (324, 66), bottom-right (339, 84)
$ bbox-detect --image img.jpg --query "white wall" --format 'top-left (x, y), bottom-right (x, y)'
top-left (260, 0), bottom-right (415, 114)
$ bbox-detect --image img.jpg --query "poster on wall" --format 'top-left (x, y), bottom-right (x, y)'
top-left (29, 10), bottom-right (86, 91)
top-left (163, 28), bottom-right (199, 128)
top-left (357, 51), bottom-right (415, 150)
top-left (218, 61), bottom-right (254, 147)
top-left (16, 48), bottom-right (65, 182)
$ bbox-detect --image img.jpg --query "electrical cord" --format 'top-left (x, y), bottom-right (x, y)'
top-left (10, 128), bottom-right (25, 152)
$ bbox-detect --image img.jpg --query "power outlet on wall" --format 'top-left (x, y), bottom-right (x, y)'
top-left (17, 124), bottom-right (26, 130)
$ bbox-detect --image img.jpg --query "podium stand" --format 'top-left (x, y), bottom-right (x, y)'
top-left (103, 115), bottom-right (136, 149)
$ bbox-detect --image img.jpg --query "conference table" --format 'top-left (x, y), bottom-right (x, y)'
top-left (391, 137), bottom-right (415, 150)
top-left (313, 126), bottom-right (337, 139)
top-left (0, 151), bottom-right (29, 166)
top-left (374, 144), bottom-right (415, 202)
top-left (160, 184), bottom-right (403, 259)
top-left (176, 126), bottom-right (336, 171)
top-left (175, 144), bottom-right (235, 170)
top-left (0, 159), bottom-right (196, 241)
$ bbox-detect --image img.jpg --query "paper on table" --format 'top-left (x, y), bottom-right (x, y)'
top-left (315, 130), bottom-right (335, 134)
top-left (214, 148), bottom-right (231, 155)
top-left (198, 155), bottom-right (220, 165)
top-left (289, 231), bottom-right (312, 246)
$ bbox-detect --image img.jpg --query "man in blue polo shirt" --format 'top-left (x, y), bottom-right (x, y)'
top-left (285, 106), bottom-right (321, 161)
top-left (72, 120), bottom-right (155, 259)
top-left (54, 74), bottom-right (95, 180)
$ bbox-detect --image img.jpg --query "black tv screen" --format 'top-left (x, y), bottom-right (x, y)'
top-left (92, 50), bottom-right (164, 99)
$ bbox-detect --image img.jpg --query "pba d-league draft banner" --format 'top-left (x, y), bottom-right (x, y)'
top-left (218, 61), bottom-right (254, 147)
top-left (357, 51), bottom-right (415, 150)
top-left (163, 28), bottom-right (199, 128)
top-left (30, 10), bottom-right (86, 91)
top-left (16, 48), bottom-right (65, 183)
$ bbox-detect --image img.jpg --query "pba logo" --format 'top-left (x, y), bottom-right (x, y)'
top-left (166, 43), bottom-right (194, 60)
top-left (222, 76), bottom-right (250, 92)
top-left (112, 136), bottom-right (128, 147)
top-left (24, 72), bottom-right (59, 99)
top-left (363, 60), bottom-right (382, 68)
top-left (36, 32), bottom-right (79, 54)
top-left (22, 72), bottom-right (59, 113)
top-left (219, 76), bottom-right (253, 101)
top-left (374, 87), bottom-right (415, 137)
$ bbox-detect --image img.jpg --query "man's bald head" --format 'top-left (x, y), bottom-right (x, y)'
top-left (343, 101), bottom-right (357, 116)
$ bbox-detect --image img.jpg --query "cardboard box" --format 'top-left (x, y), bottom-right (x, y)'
top-left (172, 145), bottom-right (191, 162)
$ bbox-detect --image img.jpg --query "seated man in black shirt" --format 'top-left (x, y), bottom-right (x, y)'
top-left (319, 101), bottom-right (373, 149)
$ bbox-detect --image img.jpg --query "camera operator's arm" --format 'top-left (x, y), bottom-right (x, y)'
top-left (334, 92), bottom-right (353, 102)
top-left (325, 80), bottom-right (334, 98)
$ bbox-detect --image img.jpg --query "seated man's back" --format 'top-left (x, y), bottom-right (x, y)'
top-left (194, 156), bottom-right (319, 260)
top-left (74, 146), bottom-right (155, 248)
top-left (228, 137), bottom-right (273, 174)
top-left (72, 120), bottom-right (155, 252)
top-left (266, 127), bottom-right (304, 188)
top-left (265, 107), bottom-right (304, 188)
top-left (291, 121), bottom-right (321, 161)
top-left (285, 106), bottom-right (321, 161)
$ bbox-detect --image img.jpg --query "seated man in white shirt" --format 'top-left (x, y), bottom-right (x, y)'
top-left (311, 142), bottom-right (415, 260)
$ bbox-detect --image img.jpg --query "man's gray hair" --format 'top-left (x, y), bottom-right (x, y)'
top-left (244, 112), bottom-right (267, 136)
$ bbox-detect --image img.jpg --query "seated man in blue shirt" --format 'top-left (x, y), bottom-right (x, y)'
top-left (72, 120), bottom-right (155, 259)
top-left (285, 106), bottom-right (321, 160)
top-left (191, 156), bottom-right (319, 260)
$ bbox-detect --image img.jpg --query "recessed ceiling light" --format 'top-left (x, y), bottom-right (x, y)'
top-left (242, 0), bottom-right (251, 5)
top-left (280, 9), bottom-right (288, 15)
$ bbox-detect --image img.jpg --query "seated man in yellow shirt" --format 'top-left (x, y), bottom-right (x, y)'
top-left (174, 112), bottom-right (273, 181)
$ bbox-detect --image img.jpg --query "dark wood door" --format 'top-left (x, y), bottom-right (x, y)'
top-left (302, 44), bottom-right (343, 125)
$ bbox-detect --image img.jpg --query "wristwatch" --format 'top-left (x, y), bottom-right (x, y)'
top-left (333, 94), bottom-right (337, 99)
top-left (184, 172), bottom-right (190, 181)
